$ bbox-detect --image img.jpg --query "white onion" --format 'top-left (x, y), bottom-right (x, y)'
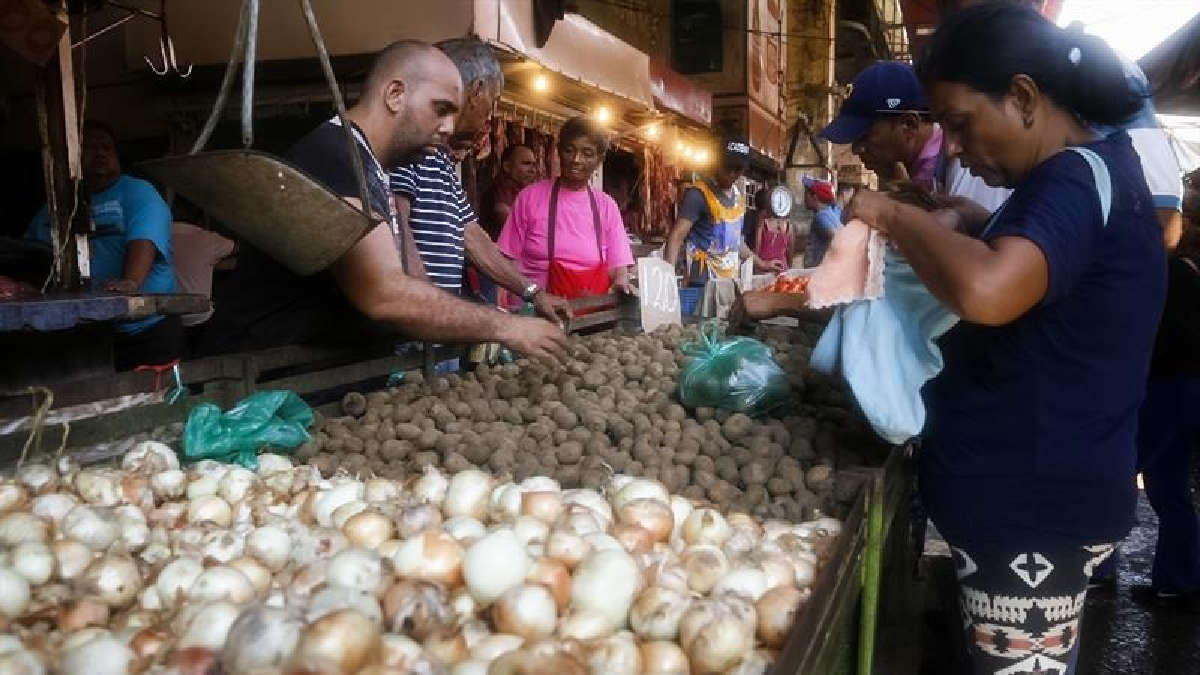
top-left (53, 540), bottom-right (94, 581)
top-left (313, 480), bottom-right (365, 528)
top-left (63, 505), bottom-right (119, 551)
top-left (726, 649), bottom-right (774, 675)
top-left (0, 512), bottom-right (48, 546)
top-left (332, 500), bottom-right (369, 529)
top-left (520, 476), bottom-right (560, 493)
top-left (186, 474), bottom-right (220, 500)
top-left (584, 532), bottom-right (624, 553)
top-left (557, 505), bottom-right (604, 537)
top-left (217, 467), bottom-right (256, 503)
top-left (512, 515), bottom-right (550, 549)
top-left (80, 551), bottom-right (141, 608)
top-left (443, 469), bottom-right (495, 521)
top-left (521, 491), bottom-right (564, 524)
top-left (587, 631), bottom-right (642, 675)
top-left (364, 478), bottom-right (401, 504)
top-left (190, 459), bottom-right (229, 479)
top-left (189, 566), bottom-right (255, 605)
top-left (683, 508), bottom-right (731, 546)
top-left (679, 597), bottom-right (757, 675)
top-left (570, 548), bottom-right (642, 632)
top-left (393, 530), bottom-right (464, 586)
top-left (608, 474), bottom-right (637, 494)
top-left (612, 479), bottom-right (669, 512)
top-left (629, 586), bottom-right (691, 640)
top-left (377, 539), bottom-right (402, 558)
top-left (681, 545), bottom-right (729, 594)
top-left (30, 493), bottom-right (76, 525)
top-left (491, 584), bottom-right (557, 639)
top-left (545, 529), bottom-right (591, 569)
top-left (256, 453), bottom-right (293, 475)
top-left (617, 499), bottom-right (674, 543)
top-left (228, 557), bottom-right (272, 596)
top-left (11, 542), bottom-right (53, 585)
top-left (557, 610), bottom-right (610, 641)
top-left (308, 584), bottom-right (383, 624)
top-left (327, 548), bottom-right (385, 594)
top-left (811, 516), bottom-right (843, 537)
top-left (757, 584), bottom-right (807, 648)
top-left (489, 483), bottom-right (523, 523)
top-left (644, 558), bottom-right (689, 595)
top-left (122, 440), bottom-right (179, 472)
top-left (292, 609), bottom-right (382, 674)
top-left (714, 565), bottom-right (770, 602)
top-left (525, 558), bottom-right (571, 612)
top-left (0, 648), bottom-right (45, 675)
top-left (16, 464), bottom-right (56, 494)
top-left (75, 469), bottom-right (122, 506)
top-left (464, 529), bottom-right (530, 606)
top-left (179, 601), bottom-right (240, 649)
top-left (187, 495), bottom-right (232, 528)
top-left (562, 489), bottom-right (613, 528)
top-left (452, 659), bottom-right (490, 675)
top-left (220, 605), bottom-right (304, 672)
top-left (396, 504), bottom-right (443, 539)
top-left (382, 579), bottom-right (454, 640)
top-left (344, 510), bottom-right (393, 549)
top-left (640, 640), bottom-right (690, 674)
top-left (139, 586), bottom-right (162, 612)
top-left (794, 557), bottom-right (817, 588)
top-left (469, 633), bottom-right (524, 661)
top-left (155, 556), bottom-right (204, 609)
top-left (443, 516), bottom-right (487, 543)
top-left (0, 567), bottom-right (31, 617)
top-left (247, 525), bottom-right (291, 571)
top-left (59, 632), bottom-right (133, 675)
top-left (450, 587), bottom-right (479, 624)
top-left (201, 529), bottom-right (245, 563)
top-left (380, 633), bottom-right (424, 668)
top-left (413, 467), bottom-right (450, 504)
top-left (0, 484), bottom-right (26, 515)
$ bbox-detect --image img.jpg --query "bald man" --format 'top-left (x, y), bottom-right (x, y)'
top-left (200, 40), bottom-right (568, 365)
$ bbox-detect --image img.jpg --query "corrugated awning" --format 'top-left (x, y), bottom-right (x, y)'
top-left (648, 59), bottom-right (712, 127)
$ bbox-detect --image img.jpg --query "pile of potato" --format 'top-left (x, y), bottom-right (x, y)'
top-left (299, 323), bottom-right (889, 523)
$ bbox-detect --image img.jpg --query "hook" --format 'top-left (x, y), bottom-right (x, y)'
top-left (144, 0), bottom-right (192, 78)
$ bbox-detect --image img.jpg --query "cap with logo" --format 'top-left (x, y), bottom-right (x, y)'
top-left (819, 61), bottom-right (930, 145)
top-left (801, 176), bottom-right (836, 204)
top-left (721, 137), bottom-right (752, 168)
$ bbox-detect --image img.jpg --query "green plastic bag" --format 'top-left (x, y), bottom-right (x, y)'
top-left (677, 322), bottom-right (792, 415)
top-left (183, 390), bottom-right (313, 469)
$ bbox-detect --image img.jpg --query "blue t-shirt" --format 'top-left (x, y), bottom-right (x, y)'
top-left (26, 175), bottom-right (174, 334)
top-left (919, 132), bottom-right (1166, 551)
top-left (804, 204), bottom-right (843, 267)
top-left (389, 150), bottom-right (475, 294)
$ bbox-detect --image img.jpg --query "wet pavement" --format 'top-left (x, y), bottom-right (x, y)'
top-left (1078, 492), bottom-right (1200, 674)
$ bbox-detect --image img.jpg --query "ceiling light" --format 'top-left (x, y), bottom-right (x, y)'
top-left (533, 74), bottom-right (550, 92)
top-left (595, 106), bottom-right (612, 123)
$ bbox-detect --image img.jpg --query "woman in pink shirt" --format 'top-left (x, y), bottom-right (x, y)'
top-left (498, 116), bottom-right (635, 304)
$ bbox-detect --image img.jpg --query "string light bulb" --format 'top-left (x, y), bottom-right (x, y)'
top-left (694, 149), bottom-right (710, 165)
top-left (645, 124), bottom-right (660, 140)
top-left (532, 74), bottom-right (550, 93)
top-left (594, 106), bottom-right (612, 124)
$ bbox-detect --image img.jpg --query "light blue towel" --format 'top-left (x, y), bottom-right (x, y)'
top-left (809, 147), bottom-right (1112, 444)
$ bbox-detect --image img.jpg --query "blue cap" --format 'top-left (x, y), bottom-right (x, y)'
top-left (819, 61), bottom-right (929, 145)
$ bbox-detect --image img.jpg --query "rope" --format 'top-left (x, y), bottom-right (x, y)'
top-left (18, 387), bottom-right (54, 469)
top-left (189, 0), bottom-right (251, 154)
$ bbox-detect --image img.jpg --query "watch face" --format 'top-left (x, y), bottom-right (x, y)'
top-left (770, 186), bottom-right (793, 217)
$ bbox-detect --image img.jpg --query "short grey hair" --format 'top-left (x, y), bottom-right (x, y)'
top-left (436, 37), bottom-right (504, 95)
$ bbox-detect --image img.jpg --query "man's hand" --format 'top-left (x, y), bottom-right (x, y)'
top-left (612, 280), bottom-right (638, 296)
top-left (101, 279), bottom-right (139, 293)
top-left (768, 259), bottom-right (786, 273)
top-left (842, 189), bottom-right (898, 234)
top-left (496, 315), bottom-right (570, 367)
top-left (532, 290), bottom-right (572, 325)
top-left (731, 289), bottom-right (801, 325)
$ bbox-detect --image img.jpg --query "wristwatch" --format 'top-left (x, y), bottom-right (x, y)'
top-left (522, 283), bottom-right (541, 302)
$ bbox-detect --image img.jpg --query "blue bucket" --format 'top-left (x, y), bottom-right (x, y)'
top-left (679, 286), bottom-right (703, 316)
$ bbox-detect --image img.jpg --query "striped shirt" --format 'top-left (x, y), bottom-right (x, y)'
top-left (389, 150), bottom-right (475, 293)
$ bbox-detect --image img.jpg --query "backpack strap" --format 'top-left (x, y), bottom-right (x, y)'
top-left (1066, 146), bottom-right (1113, 227)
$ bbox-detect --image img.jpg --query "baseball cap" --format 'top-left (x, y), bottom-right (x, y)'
top-left (721, 137), bottom-right (751, 168)
top-left (801, 176), bottom-right (835, 204)
top-left (819, 61), bottom-right (929, 145)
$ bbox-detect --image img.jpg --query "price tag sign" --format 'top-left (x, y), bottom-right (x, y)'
top-left (637, 257), bottom-right (681, 333)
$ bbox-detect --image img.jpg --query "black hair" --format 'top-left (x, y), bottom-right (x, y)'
top-left (916, 2), bottom-right (1141, 127)
top-left (558, 116), bottom-right (610, 156)
top-left (81, 119), bottom-right (118, 144)
top-left (501, 144), bottom-right (534, 164)
top-left (754, 188), bottom-right (771, 211)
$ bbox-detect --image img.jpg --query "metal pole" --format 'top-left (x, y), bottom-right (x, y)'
top-left (240, 0), bottom-right (260, 148)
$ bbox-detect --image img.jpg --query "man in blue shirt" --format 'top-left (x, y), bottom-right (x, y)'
top-left (801, 177), bottom-right (841, 267)
top-left (26, 121), bottom-right (180, 370)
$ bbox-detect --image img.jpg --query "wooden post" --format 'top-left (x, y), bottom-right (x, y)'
top-left (33, 0), bottom-right (85, 290)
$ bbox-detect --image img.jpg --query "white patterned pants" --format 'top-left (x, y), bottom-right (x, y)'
top-left (951, 542), bottom-right (1116, 675)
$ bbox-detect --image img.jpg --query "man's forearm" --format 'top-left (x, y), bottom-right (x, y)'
top-left (664, 219), bottom-right (692, 268)
top-left (464, 222), bottom-right (530, 295)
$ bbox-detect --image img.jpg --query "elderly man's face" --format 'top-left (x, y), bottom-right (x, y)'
top-left (504, 146), bottom-right (538, 187)
top-left (81, 129), bottom-right (121, 193)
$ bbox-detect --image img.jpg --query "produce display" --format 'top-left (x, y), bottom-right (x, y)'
top-left (299, 323), bottom-right (889, 524)
top-left (0, 443), bottom-right (841, 674)
top-left (759, 276), bottom-right (809, 294)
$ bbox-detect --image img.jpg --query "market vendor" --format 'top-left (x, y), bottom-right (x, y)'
top-left (481, 144), bottom-right (538, 239)
top-left (800, 177), bottom-right (840, 267)
top-left (198, 40), bottom-right (568, 366)
top-left (390, 37), bottom-right (570, 323)
top-left (664, 139), bottom-right (785, 283)
top-left (845, 5), bottom-right (1165, 672)
top-left (25, 120), bottom-right (182, 371)
top-left (497, 115), bottom-right (636, 301)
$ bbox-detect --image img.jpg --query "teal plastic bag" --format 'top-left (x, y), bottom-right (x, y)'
top-left (677, 322), bottom-right (792, 415)
top-left (183, 390), bottom-right (313, 469)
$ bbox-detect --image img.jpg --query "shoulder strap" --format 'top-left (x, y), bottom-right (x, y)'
top-left (546, 181), bottom-right (605, 265)
top-left (1066, 147), bottom-right (1113, 227)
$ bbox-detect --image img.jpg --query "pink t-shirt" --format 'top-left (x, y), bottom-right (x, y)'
top-left (911, 125), bottom-right (944, 190)
top-left (497, 178), bottom-right (634, 288)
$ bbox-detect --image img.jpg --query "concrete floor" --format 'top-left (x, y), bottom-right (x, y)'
top-left (1077, 492), bottom-right (1200, 675)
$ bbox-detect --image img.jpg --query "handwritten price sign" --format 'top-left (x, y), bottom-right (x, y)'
top-left (637, 257), bottom-right (681, 333)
